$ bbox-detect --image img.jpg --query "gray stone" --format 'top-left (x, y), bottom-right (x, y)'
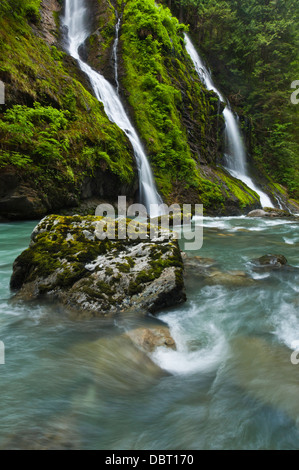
top-left (247, 209), bottom-right (267, 217)
top-left (126, 326), bottom-right (176, 353)
top-left (10, 215), bottom-right (186, 317)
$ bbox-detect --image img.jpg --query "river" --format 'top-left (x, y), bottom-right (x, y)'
top-left (0, 216), bottom-right (299, 450)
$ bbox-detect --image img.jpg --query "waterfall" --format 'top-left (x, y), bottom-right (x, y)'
top-left (184, 34), bottom-right (274, 209)
top-left (112, 16), bottom-right (121, 95)
top-left (63, 0), bottom-right (163, 217)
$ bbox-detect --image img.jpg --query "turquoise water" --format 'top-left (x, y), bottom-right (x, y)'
top-left (0, 217), bottom-right (299, 449)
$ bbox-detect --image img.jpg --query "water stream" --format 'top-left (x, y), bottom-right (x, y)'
top-left (0, 2), bottom-right (298, 451)
top-left (112, 16), bottom-right (121, 95)
top-left (184, 34), bottom-right (274, 209)
top-left (0, 217), bottom-right (299, 449)
top-left (63, 0), bottom-right (162, 216)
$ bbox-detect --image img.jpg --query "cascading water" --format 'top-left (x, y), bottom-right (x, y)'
top-left (184, 34), bottom-right (274, 209)
top-left (63, 0), bottom-right (163, 216)
top-left (112, 16), bottom-right (121, 95)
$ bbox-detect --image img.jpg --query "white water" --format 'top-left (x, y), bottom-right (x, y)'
top-left (1, 215), bottom-right (299, 449)
top-left (63, 0), bottom-right (163, 217)
top-left (184, 34), bottom-right (274, 209)
top-left (112, 16), bottom-right (121, 95)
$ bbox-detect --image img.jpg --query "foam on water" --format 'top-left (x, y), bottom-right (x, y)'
top-left (151, 309), bottom-right (229, 375)
top-left (1, 215), bottom-right (299, 448)
top-left (250, 272), bottom-right (271, 280)
top-left (283, 237), bottom-right (298, 245)
top-left (274, 306), bottom-right (299, 351)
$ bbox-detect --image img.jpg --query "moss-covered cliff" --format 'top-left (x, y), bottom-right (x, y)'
top-left (0, 0), bottom-right (277, 220)
top-left (0, 0), bottom-right (138, 220)
top-left (115, 0), bottom-right (264, 213)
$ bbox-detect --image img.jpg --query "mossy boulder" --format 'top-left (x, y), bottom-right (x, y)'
top-left (10, 214), bottom-right (186, 317)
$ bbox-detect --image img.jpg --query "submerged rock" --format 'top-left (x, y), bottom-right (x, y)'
top-left (182, 253), bottom-right (218, 279)
top-left (182, 253), bottom-right (255, 287)
top-left (69, 334), bottom-right (167, 393)
top-left (230, 336), bottom-right (299, 422)
top-left (1, 413), bottom-right (81, 450)
top-left (204, 270), bottom-right (255, 287)
top-left (264, 207), bottom-right (292, 217)
top-left (126, 326), bottom-right (176, 354)
top-left (252, 254), bottom-right (288, 269)
top-left (10, 215), bottom-right (186, 317)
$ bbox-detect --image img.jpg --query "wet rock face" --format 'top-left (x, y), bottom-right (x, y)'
top-left (10, 215), bottom-right (186, 317)
top-left (247, 209), bottom-right (268, 217)
top-left (81, 0), bottom-right (117, 83)
top-left (0, 168), bottom-right (79, 221)
top-left (258, 254), bottom-right (288, 266)
top-left (0, 169), bottom-right (50, 220)
top-left (247, 208), bottom-right (292, 218)
top-left (38, 0), bottom-right (61, 46)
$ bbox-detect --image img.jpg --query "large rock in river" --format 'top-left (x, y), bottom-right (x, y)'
top-left (10, 215), bottom-right (186, 317)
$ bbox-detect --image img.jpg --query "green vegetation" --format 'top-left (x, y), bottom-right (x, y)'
top-left (119, 0), bottom-right (266, 212)
top-left (0, 0), bottom-right (136, 214)
top-left (120, 0), bottom-right (229, 209)
top-left (11, 214), bottom-right (185, 314)
top-left (84, 0), bottom-right (118, 71)
top-left (215, 169), bottom-right (260, 209)
top-left (1, 0), bottom-right (289, 218)
top-left (12, 214), bottom-right (112, 289)
top-left (0, 0), bottom-right (41, 24)
top-left (161, 0), bottom-right (299, 200)
top-left (0, 103), bottom-right (70, 168)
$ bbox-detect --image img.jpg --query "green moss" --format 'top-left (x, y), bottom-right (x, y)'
top-left (55, 263), bottom-right (86, 288)
top-left (14, 215), bottom-right (112, 287)
top-left (215, 168), bottom-right (260, 209)
top-left (125, 257), bottom-right (135, 268)
top-left (289, 198), bottom-right (299, 208)
top-left (175, 268), bottom-right (184, 291)
top-left (0, 3), bottom-right (136, 209)
top-left (12, 215), bottom-right (186, 314)
top-left (82, 279), bottom-right (116, 304)
top-left (105, 267), bottom-right (114, 276)
top-left (266, 177), bottom-right (288, 200)
top-left (128, 281), bottom-right (143, 296)
top-left (116, 262), bottom-right (131, 273)
top-left (120, 0), bottom-right (224, 207)
top-left (128, 244), bottom-right (183, 296)
top-left (135, 270), bottom-right (156, 284)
